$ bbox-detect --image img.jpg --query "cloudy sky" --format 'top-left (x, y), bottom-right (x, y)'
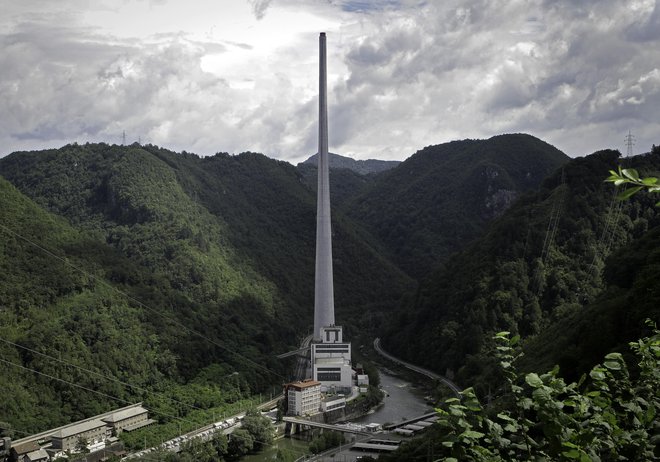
top-left (2, 0), bottom-right (659, 163)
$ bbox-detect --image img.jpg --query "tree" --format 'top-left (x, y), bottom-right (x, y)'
top-left (210, 432), bottom-right (229, 458)
top-left (391, 325), bottom-right (660, 461)
top-left (309, 431), bottom-right (345, 454)
top-left (0, 421), bottom-right (13, 438)
top-left (177, 437), bottom-right (217, 462)
top-left (227, 428), bottom-right (254, 459)
top-left (275, 448), bottom-right (298, 461)
top-left (240, 409), bottom-right (274, 451)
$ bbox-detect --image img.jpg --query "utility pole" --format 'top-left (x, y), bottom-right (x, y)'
top-left (625, 130), bottom-right (635, 157)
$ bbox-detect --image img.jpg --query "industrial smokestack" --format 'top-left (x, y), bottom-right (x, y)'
top-left (313, 32), bottom-right (335, 341)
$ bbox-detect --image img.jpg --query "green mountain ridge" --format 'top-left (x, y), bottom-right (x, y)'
top-left (300, 152), bottom-right (400, 175)
top-left (384, 148), bottom-right (660, 391)
top-left (0, 142), bottom-right (413, 431)
top-left (0, 177), bottom-right (177, 430)
top-left (342, 133), bottom-right (569, 278)
top-left (1, 135), bottom-right (658, 441)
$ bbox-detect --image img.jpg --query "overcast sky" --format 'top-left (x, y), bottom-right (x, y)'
top-left (2, 0), bottom-right (659, 163)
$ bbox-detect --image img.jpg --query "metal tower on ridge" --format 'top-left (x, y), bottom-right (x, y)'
top-left (625, 130), bottom-right (635, 157)
top-left (313, 32), bottom-right (335, 341)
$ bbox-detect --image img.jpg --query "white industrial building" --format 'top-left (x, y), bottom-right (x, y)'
top-left (311, 326), bottom-right (353, 393)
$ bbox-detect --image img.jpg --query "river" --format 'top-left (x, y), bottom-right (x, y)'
top-left (242, 370), bottom-right (432, 461)
top-left (353, 370), bottom-right (433, 426)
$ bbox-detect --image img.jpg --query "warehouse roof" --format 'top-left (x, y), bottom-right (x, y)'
top-left (102, 405), bottom-right (148, 423)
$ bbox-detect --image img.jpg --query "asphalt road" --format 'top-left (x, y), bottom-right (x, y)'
top-left (373, 338), bottom-right (461, 397)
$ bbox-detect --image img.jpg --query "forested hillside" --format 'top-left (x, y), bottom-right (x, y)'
top-left (0, 177), bottom-right (179, 430)
top-left (300, 152), bottom-right (400, 175)
top-left (297, 162), bottom-right (376, 208)
top-left (0, 143), bottom-right (413, 432)
top-left (341, 134), bottom-right (569, 278)
top-left (384, 149), bottom-right (660, 392)
top-left (2, 137), bottom-right (658, 441)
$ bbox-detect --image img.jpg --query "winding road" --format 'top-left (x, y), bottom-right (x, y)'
top-left (373, 338), bottom-right (461, 398)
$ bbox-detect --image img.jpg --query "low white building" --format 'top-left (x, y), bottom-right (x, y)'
top-left (321, 396), bottom-right (346, 413)
top-left (102, 404), bottom-right (154, 434)
top-left (24, 448), bottom-right (49, 462)
top-left (285, 380), bottom-right (321, 416)
top-left (50, 419), bottom-right (110, 452)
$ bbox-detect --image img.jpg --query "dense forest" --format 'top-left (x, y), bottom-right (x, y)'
top-left (384, 148), bottom-right (660, 393)
top-left (341, 134), bottom-right (569, 278)
top-left (0, 143), bottom-right (411, 433)
top-left (0, 134), bottom-right (658, 452)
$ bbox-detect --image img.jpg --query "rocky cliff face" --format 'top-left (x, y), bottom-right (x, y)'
top-left (484, 188), bottom-right (517, 219)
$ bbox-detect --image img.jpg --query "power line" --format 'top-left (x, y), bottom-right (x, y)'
top-left (539, 169), bottom-right (566, 264)
top-left (0, 222), bottom-right (286, 381)
top-left (588, 188), bottom-right (623, 277)
top-left (0, 177), bottom-right (309, 458)
top-left (0, 336), bottom-right (224, 416)
top-left (1, 366), bottom-right (290, 460)
top-left (0, 357), bottom-right (200, 428)
top-left (0, 223), bottom-right (307, 457)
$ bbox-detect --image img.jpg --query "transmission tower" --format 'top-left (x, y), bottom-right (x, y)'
top-left (624, 130), bottom-right (635, 157)
top-left (122, 130), bottom-right (126, 145)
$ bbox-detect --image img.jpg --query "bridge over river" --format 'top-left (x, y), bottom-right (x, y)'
top-left (282, 417), bottom-right (371, 436)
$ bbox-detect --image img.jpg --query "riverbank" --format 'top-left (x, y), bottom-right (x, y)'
top-left (373, 338), bottom-right (461, 398)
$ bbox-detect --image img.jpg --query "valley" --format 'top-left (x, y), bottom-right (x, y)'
top-left (0, 137), bottom-right (658, 461)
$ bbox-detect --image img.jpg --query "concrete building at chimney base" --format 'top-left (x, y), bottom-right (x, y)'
top-left (311, 326), bottom-right (353, 393)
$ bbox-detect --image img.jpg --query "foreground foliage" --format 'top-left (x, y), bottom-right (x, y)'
top-left (382, 325), bottom-right (659, 461)
top-left (606, 166), bottom-right (660, 205)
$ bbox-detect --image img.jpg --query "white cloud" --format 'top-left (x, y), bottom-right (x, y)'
top-left (0, 0), bottom-right (658, 162)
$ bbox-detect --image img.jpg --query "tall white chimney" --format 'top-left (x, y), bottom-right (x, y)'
top-left (313, 32), bottom-right (335, 341)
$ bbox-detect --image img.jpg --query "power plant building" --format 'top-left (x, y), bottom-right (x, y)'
top-left (311, 326), bottom-right (353, 392)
